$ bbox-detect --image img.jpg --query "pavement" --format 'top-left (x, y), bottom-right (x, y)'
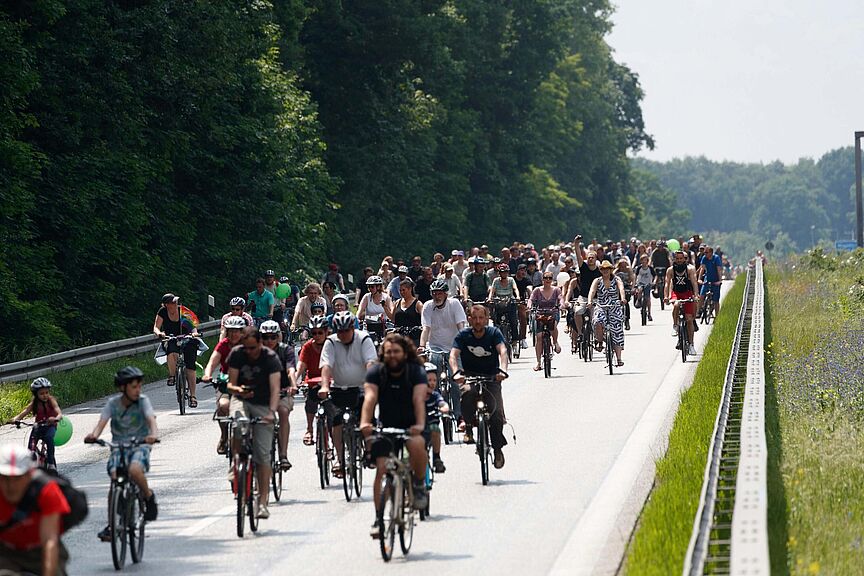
top-left (0, 284), bottom-right (730, 575)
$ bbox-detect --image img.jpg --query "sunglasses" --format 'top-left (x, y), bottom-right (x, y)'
top-left (231, 307), bottom-right (243, 312)
top-left (543, 277), bottom-right (553, 280)
top-left (311, 330), bottom-right (326, 336)
top-left (262, 334), bottom-right (279, 341)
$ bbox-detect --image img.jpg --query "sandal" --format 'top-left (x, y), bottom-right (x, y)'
top-left (188, 396), bottom-right (198, 408)
top-left (617, 360), bottom-right (624, 367)
top-left (595, 341), bottom-right (604, 352)
top-left (167, 376), bottom-right (176, 387)
top-left (533, 365), bottom-right (542, 371)
top-left (303, 431), bottom-right (314, 446)
top-left (332, 463), bottom-right (344, 478)
top-left (279, 459), bottom-right (292, 471)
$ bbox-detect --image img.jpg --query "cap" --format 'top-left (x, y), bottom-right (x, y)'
top-left (457, 250), bottom-right (464, 256)
top-left (398, 265), bottom-right (409, 274)
top-left (444, 264), bottom-right (454, 271)
top-left (480, 244), bottom-right (489, 250)
top-left (599, 260), bottom-right (614, 269)
top-left (517, 263), bottom-right (527, 270)
top-left (161, 293), bottom-right (179, 304)
top-left (451, 249), bottom-right (460, 256)
top-left (0, 444), bottom-right (36, 476)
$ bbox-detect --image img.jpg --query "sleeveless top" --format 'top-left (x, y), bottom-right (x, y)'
top-left (365, 294), bottom-right (387, 317)
top-left (34, 399), bottom-right (58, 425)
top-left (530, 287), bottom-right (560, 311)
top-left (393, 298), bottom-right (421, 327)
top-left (491, 277), bottom-right (515, 298)
top-left (672, 264), bottom-right (691, 294)
top-left (596, 277), bottom-right (622, 306)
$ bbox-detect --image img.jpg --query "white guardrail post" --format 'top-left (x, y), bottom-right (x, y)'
top-left (730, 260), bottom-right (769, 573)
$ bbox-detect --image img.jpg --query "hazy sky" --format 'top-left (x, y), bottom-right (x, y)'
top-left (608, 1), bottom-right (864, 164)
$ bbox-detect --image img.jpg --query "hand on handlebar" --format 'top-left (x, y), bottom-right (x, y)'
top-left (409, 424), bottom-right (424, 436)
top-left (144, 435), bottom-right (159, 445)
top-left (317, 387), bottom-right (330, 399)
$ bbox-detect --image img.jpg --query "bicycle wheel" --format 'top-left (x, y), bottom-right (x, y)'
top-left (442, 413), bottom-right (454, 445)
top-left (679, 321), bottom-right (688, 363)
top-left (641, 294), bottom-right (648, 326)
top-left (236, 458), bottom-right (247, 538)
top-left (606, 330), bottom-right (614, 375)
top-left (271, 430), bottom-right (283, 502)
top-left (128, 490), bottom-right (146, 564)
top-left (543, 333), bottom-right (552, 378)
top-left (478, 416), bottom-right (490, 485)
top-left (342, 428), bottom-right (354, 502)
top-left (316, 417), bottom-right (329, 490)
top-left (399, 478), bottom-right (414, 555)
top-left (109, 485), bottom-right (127, 570)
top-left (175, 364), bottom-right (186, 416)
top-left (503, 324), bottom-right (512, 362)
top-left (586, 324), bottom-right (594, 362)
top-left (248, 462), bottom-right (259, 534)
top-left (353, 429), bottom-right (364, 497)
top-left (378, 474), bottom-right (397, 562)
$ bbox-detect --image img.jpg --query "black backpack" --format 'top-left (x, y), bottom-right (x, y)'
top-left (0, 470), bottom-right (89, 533)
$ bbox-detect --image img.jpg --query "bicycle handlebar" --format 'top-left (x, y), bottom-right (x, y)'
top-left (85, 438), bottom-right (160, 448)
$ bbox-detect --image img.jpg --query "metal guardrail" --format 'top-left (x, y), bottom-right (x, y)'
top-left (0, 320), bottom-right (222, 385)
top-left (683, 260), bottom-right (768, 574)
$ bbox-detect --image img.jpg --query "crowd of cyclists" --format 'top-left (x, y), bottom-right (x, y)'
top-left (0, 233), bottom-right (737, 574)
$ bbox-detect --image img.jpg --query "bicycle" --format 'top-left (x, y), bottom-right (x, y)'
top-left (594, 302), bottom-right (622, 375)
top-left (418, 408), bottom-right (442, 521)
top-left (315, 397), bottom-right (333, 490)
top-left (533, 308), bottom-right (557, 378)
top-left (486, 298), bottom-right (516, 362)
top-left (270, 411), bottom-right (283, 502)
top-left (230, 412), bottom-right (264, 538)
top-left (577, 307), bottom-right (594, 363)
top-left (8, 421), bottom-right (54, 470)
top-left (373, 427), bottom-right (418, 562)
top-left (672, 296), bottom-right (698, 363)
top-left (635, 284), bottom-right (651, 326)
top-left (85, 437), bottom-right (159, 570)
top-left (699, 286), bottom-right (717, 324)
top-left (462, 375), bottom-right (497, 485)
top-left (161, 335), bottom-right (201, 415)
top-left (422, 346), bottom-right (456, 445)
top-left (340, 408), bottom-right (364, 502)
top-left (653, 267), bottom-right (667, 310)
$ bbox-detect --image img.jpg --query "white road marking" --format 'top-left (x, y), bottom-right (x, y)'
top-left (177, 504), bottom-right (236, 536)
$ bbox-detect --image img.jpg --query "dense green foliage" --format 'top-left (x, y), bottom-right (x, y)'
top-left (632, 148), bottom-right (856, 264)
top-left (0, 0), bottom-right (650, 361)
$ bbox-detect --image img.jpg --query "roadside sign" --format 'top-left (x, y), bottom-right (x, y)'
top-left (835, 240), bottom-right (859, 251)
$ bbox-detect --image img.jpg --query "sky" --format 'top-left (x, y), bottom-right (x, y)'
top-left (607, 0), bottom-right (864, 164)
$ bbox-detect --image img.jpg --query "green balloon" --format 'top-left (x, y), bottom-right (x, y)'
top-left (54, 417), bottom-right (73, 447)
top-left (275, 284), bottom-right (291, 299)
top-left (666, 238), bottom-right (681, 251)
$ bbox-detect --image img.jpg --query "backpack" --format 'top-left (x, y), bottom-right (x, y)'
top-left (0, 470), bottom-right (89, 533)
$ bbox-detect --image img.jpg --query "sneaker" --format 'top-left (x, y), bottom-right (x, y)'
top-left (412, 483), bottom-right (428, 510)
top-left (144, 493), bottom-right (158, 521)
top-left (625, 319), bottom-right (630, 331)
top-left (257, 503), bottom-right (270, 519)
top-left (688, 344), bottom-right (697, 356)
top-left (98, 525), bottom-right (112, 542)
top-left (648, 313), bottom-right (653, 321)
top-left (521, 339), bottom-right (528, 350)
top-left (463, 430), bottom-right (475, 444)
top-left (370, 520), bottom-right (381, 539)
top-left (672, 328), bottom-right (678, 337)
top-left (433, 457), bottom-right (446, 474)
top-left (493, 449), bottom-right (505, 469)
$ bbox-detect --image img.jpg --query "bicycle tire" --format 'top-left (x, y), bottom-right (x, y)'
top-left (442, 414), bottom-right (453, 445)
top-left (175, 368), bottom-right (186, 416)
top-left (679, 320), bottom-right (687, 363)
top-left (641, 294), bottom-right (648, 326)
top-left (543, 332), bottom-right (552, 378)
top-left (342, 429), bottom-right (353, 502)
top-left (399, 479), bottom-right (414, 555)
top-left (236, 459), bottom-right (247, 538)
top-left (587, 325), bottom-right (594, 361)
top-left (271, 433), bottom-right (283, 502)
top-left (378, 474), bottom-right (396, 562)
top-left (478, 416), bottom-right (490, 485)
top-left (248, 462), bottom-right (259, 533)
top-left (353, 429), bottom-right (364, 497)
top-left (109, 485), bottom-right (127, 570)
top-left (316, 416), bottom-right (329, 490)
top-left (606, 330), bottom-right (614, 375)
top-left (128, 490), bottom-right (145, 564)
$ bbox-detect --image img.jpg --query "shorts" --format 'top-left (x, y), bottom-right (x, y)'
top-left (229, 396), bottom-right (274, 466)
top-left (572, 296), bottom-right (590, 316)
top-left (671, 290), bottom-right (696, 316)
top-left (370, 435), bottom-right (405, 460)
top-left (279, 392), bottom-right (294, 411)
top-left (329, 387), bottom-right (363, 425)
top-left (107, 445), bottom-right (151, 475)
top-left (305, 385), bottom-right (320, 415)
top-left (700, 283), bottom-right (721, 301)
top-left (166, 338), bottom-right (197, 370)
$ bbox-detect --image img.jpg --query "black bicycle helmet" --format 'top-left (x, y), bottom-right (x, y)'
top-left (115, 366), bottom-right (144, 387)
top-left (229, 296), bottom-right (246, 307)
top-left (430, 279), bottom-right (448, 293)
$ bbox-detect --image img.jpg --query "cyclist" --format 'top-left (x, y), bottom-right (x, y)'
top-left (407, 256), bottom-right (424, 282)
top-left (226, 326), bottom-right (280, 519)
top-left (290, 283), bottom-right (326, 333)
top-left (588, 261), bottom-right (627, 366)
top-left (571, 243), bottom-right (602, 341)
top-left (388, 277), bottom-right (423, 346)
top-left (321, 281), bottom-right (337, 315)
top-left (202, 315), bottom-right (246, 454)
top-left (326, 294), bottom-right (360, 329)
top-left (615, 258), bottom-right (635, 331)
top-left (451, 250), bottom-right (468, 278)
top-left (698, 245), bottom-right (723, 315)
top-left (362, 333), bottom-right (429, 537)
top-left (526, 257), bottom-right (542, 287)
top-left (357, 276), bottom-right (391, 343)
top-left (530, 272), bottom-right (564, 370)
top-left (450, 304), bottom-right (509, 467)
top-left (355, 267), bottom-right (375, 305)
top-left (665, 250), bottom-right (700, 356)
top-left (438, 263), bottom-right (462, 299)
top-left (513, 264), bottom-right (533, 349)
top-left (7, 378), bottom-right (63, 471)
top-left (220, 297), bottom-right (254, 339)
top-left (85, 366), bottom-right (159, 541)
top-left (420, 279), bottom-right (467, 431)
top-left (462, 257), bottom-right (491, 304)
top-left (247, 278), bottom-right (275, 327)
top-left (0, 443), bottom-right (70, 576)
top-left (488, 264), bottom-right (520, 348)
top-left (297, 316), bottom-right (329, 447)
top-left (651, 240), bottom-right (672, 297)
top-left (414, 267), bottom-right (434, 303)
top-left (153, 293), bottom-right (202, 407)
top-left (263, 270), bottom-right (279, 296)
top-left (386, 265), bottom-right (409, 299)
top-left (259, 321), bottom-right (297, 471)
top-left (424, 362), bottom-right (450, 473)
top-left (282, 276), bottom-right (301, 328)
top-left (633, 254), bottom-right (656, 322)
top-left (321, 263), bottom-right (346, 292)
top-left (318, 311), bottom-right (377, 479)
top-left (378, 260), bottom-right (394, 287)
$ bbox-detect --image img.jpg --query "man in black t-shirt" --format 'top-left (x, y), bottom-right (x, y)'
top-left (450, 304), bottom-right (510, 468)
top-left (226, 326), bottom-right (281, 520)
top-left (570, 242), bottom-right (602, 339)
top-left (361, 334), bottom-right (429, 537)
top-left (514, 264), bottom-right (533, 349)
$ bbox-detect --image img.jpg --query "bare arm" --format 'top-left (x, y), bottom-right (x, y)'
top-left (664, 268), bottom-right (674, 300)
top-left (85, 417), bottom-right (109, 442)
top-left (411, 384), bottom-right (427, 434)
top-left (449, 348), bottom-right (461, 378)
top-left (10, 403), bottom-right (33, 423)
top-left (688, 266), bottom-right (700, 294)
top-left (587, 279), bottom-right (598, 306)
top-left (357, 294), bottom-right (369, 321)
top-left (269, 372), bottom-right (280, 415)
top-left (40, 513), bottom-right (62, 576)
top-left (575, 243), bottom-right (584, 267)
top-left (361, 383), bottom-right (378, 433)
top-left (496, 342), bottom-right (509, 378)
top-left (153, 314), bottom-right (164, 337)
top-left (50, 398), bottom-right (62, 422)
top-left (203, 349), bottom-right (222, 380)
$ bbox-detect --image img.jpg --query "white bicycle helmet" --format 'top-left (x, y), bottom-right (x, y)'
top-left (229, 296), bottom-right (246, 307)
top-left (30, 377), bottom-right (52, 393)
top-left (308, 316), bottom-right (329, 330)
top-left (260, 320), bottom-right (280, 334)
top-left (331, 311), bottom-right (356, 331)
top-left (0, 444), bottom-right (36, 476)
top-left (224, 315), bottom-right (247, 330)
top-left (366, 275), bottom-right (384, 286)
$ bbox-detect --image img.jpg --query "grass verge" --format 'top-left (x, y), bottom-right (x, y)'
top-left (0, 336), bottom-right (218, 423)
top-left (623, 274), bottom-right (746, 575)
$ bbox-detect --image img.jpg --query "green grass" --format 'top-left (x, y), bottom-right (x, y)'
top-left (623, 274), bottom-right (746, 575)
top-left (0, 336), bottom-right (218, 422)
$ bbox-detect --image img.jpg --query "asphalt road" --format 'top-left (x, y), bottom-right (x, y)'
top-left (0, 285), bottom-right (730, 575)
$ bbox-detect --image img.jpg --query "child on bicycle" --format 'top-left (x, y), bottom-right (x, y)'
top-left (423, 362), bottom-right (450, 474)
top-left (7, 378), bottom-right (63, 470)
top-left (84, 366), bottom-right (159, 542)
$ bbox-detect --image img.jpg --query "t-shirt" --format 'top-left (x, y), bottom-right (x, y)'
top-left (215, 338), bottom-right (234, 373)
top-left (514, 276), bottom-right (532, 301)
top-left (578, 263), bottom-right (602, 298)
top-left (227, 345), bottom-right (281, 405)
top-left (100, 394), bottom-right (155, 442)
top-left (464, 272), bottom-right (490, 301)
top-left (320, 331), bottom-right (378, 389)
top-left (425, 389), bottom-right (446, 413)
top-left (274, 343), bottom-right (296, 389)
top-left (157, 307), bottom-right (191, 336)
top-left (365, 362), bottom-right (427, 428)
top-left (491, 277), bottom-right (516, 298)
top-left (0, 479), bottom-right (71, 551)
top-left (453, 326), bottom-right (505, 376)
top-left (247, 289), bottom-right (275, 319)
top-left (421, 298), bottom-right (468, 351)
top-left (299, 340), bottom-right (324, 381)
top-left (699, 254), bottom-right (723, 282)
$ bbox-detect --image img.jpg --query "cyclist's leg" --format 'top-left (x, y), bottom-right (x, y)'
top-left (165, 351), bottom-right (179, 384)
top-left (42, 425), bottom-right (57, 467)
top-left (277, 395), bottom-right (293, 463)
top-left (712, 284), bottom-right (721, 314)
top-left (183, 341), bottom-right (198, 401)
top-left (406, 435), bottom-right (427, 483)
top-left (487, 383), bottom-right (507, 450)
top-left (506, 303), bottom-right (519, 343)
top-left (127, 447), bottom-right (154, 499)
top-left (551, 312), bottom-right (560, 352)
top-left (517, 303), bottom-right (528, 341)
top-left (304, 387), bottom-right (319, 440)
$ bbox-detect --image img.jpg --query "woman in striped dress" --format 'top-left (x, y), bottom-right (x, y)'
top-left (588, 260), bottom-right (627, 366)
